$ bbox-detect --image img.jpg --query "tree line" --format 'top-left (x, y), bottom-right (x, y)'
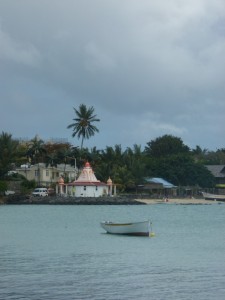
top-left (1, 131), bottom-right (225, 192)
top-left (0, 104), bottom-right (224, 192)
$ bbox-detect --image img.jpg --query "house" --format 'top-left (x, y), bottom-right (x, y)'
top-left (138, 177), bottom-right (177, 197)
top-left (16, 163), bottom-right (77, 186)
top-left (56, 162), bottom-right (116, 197)
top-left (205, 165), bottom-right (225, 188)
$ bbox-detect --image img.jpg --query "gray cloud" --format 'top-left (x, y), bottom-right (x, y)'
top-left (0, 0), bottom-right (224, 150)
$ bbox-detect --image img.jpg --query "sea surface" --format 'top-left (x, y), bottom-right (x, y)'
top-left (0, 203), bottom-right (224, 300)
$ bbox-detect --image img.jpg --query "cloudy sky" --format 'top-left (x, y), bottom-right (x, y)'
top-left (0, 0), bottom-right (224, 151)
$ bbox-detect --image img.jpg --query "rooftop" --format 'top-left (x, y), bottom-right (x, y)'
top-left (205, 165), bottom-right (225, 178)
top-left (144, 177), bottom-right (176, 188)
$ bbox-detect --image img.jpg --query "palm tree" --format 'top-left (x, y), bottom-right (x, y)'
top-left (67, 104), bottom-right (100, 149)
top-left (58, 147), bottom-right (73, 180)
top-left (27, 135), bottom-right (46, 163)
top-left (27, 135), bottom-right (46, 185)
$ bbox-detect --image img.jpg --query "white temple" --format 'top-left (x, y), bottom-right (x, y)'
top-left (56, 162), bottom-right (116, 197)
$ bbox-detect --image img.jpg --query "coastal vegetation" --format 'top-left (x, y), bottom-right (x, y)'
top-left (1, 130), bottom-right (224, 195)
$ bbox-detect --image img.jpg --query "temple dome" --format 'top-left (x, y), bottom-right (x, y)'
top-left (58, 176), bottom-right (64, 184)
top-left (76, 162), bottom-right (99, 182)
top-left (107, 177), bottom-right (112, 185)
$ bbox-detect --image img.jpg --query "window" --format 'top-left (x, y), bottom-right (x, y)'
top-left (84, 186), bottom-right (86, 191)
top-left (35, 170), bottom-right (39, 177)
top-left (46, 170), bottom-right (49, 176)
top-left (96, 186), bottom-right (98, 191)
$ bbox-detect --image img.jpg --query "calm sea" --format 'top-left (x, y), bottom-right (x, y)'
top-left (0, 204), bottom-right (224, 300)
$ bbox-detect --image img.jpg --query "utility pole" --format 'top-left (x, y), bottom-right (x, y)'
top-left (74, 157), bottom-right (77, 180)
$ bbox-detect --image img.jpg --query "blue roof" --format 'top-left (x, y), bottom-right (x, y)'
top-left (145, 177), bottom-right (176, 188)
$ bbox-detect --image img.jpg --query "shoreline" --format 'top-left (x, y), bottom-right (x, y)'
top-left (135, 198), bottom-right (224, 205)
top-left (1, 195), bottom-right (224, 205)
top-left (1, 195), bottom-right (144, 205)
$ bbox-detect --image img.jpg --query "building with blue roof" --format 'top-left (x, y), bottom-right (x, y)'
top-left (145, 177), bottom-right (176, 188)
top-left (138, 177), bottom-right (177, 197)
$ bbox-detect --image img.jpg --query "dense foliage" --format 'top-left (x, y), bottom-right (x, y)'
top-left (0, 131), bottom-right (223, 192)
top-left (144, 135), bottom-right (215, 188)
top-left (0, 132), bottom-right (19, 178)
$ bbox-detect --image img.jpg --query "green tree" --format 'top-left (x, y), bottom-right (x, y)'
top-left (113, 165), bottom-right (135, 192)
top-left (98, 145), bottom-right (124, 181)
top-left (0, 132), bottom-right (19, 178)
top-left (191, 145), bottom-right (209, 163)
top-left (27, 135), bottom-right (46, 164)
top-left (144, 135), bottom-right (215, 188)
top-left (27, 135), bottom-right (46, 185)
top-left (57, 147), bottom-right (74, 180)
top-left (145, 152), bottom-right (214, 188)
top-left (124, 145), bottom-right (146, 188)
top-left (67, 104), bottom-right (100, 149)
top-left (145, 134), bottom-right (190, 158)
top-left (0, 180), bottom-right (8, 194)
top-left (204, 149), bottom-right (225, 165)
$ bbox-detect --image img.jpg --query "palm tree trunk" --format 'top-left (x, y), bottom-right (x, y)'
top-left (81, 136), bottom-right (84, 150)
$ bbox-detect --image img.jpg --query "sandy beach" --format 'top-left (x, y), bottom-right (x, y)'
top-left (135, 198), bottom-right (224, 205)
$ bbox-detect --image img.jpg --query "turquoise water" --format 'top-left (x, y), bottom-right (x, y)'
top-left (0, 204), bottom-right (224, 300)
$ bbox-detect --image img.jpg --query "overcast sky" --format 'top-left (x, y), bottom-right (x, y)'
top-left (0, 0), bottom-right (224, 151)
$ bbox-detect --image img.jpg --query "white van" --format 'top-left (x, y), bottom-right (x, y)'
top-left (32, 188), bottom-right (48, 197)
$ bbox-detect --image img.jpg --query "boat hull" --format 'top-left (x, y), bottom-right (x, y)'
top-left (100, 220), bottom-right (150, 236)
top-left (202, 192), bottom-right (225, 201)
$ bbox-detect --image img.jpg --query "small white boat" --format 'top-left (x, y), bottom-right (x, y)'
top-left (202, 192), bottom-right (225, 201)
top-left (100, 220), bottom-right (152, 236)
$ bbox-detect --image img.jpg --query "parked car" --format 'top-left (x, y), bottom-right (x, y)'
top-left (7, 171), bottom-right (18, 175)
top-left (4, 190), bottom-right (15, 196)
top-left (32, 188), bottom-right (48, 197)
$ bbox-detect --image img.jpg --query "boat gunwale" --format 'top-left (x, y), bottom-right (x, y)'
top-left (100, 220), bottom-right (151, 236)
top-left (100, 220), bottom-right (150, 226)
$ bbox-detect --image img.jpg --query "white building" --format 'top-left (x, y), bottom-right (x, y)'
top-left (16, 163), bottom-right (77, 186)
top-left (56, 162), bottom-right (116, 197)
